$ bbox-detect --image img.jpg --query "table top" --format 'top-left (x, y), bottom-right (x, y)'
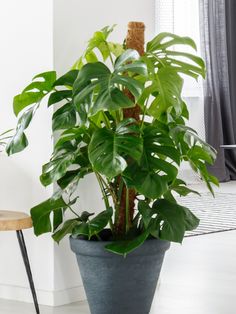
top-left (0, 211), bottom-right (32, 231)
top-left (220, 145), bottom-right (236, 149)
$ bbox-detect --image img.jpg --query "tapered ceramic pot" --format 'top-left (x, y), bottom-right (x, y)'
top-left (70, 236), bottom-right (170, 314)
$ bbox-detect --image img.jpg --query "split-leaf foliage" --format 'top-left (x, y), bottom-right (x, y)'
top-left (5, 26), bottom-right (218, 255)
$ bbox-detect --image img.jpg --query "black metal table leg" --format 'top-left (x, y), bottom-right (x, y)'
top-left (16, 230), bottom-right (40, 314)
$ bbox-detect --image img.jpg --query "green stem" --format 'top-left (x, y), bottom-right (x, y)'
top-left (141, 97), bottom-right (150, 130)
top-left (67, 204), bottom-right (80, 218)
top-left (105, 42), bottom-right (114, 66)
top-left (88, 118), bottom-right (99, 129)
top-left (99, 174), bottom-right (117, 204)
top-left (95, 173), bottom-right (114, 231)
top-left (125, 187), bottom-right (129, 233)
top-left (149, 52), bottom-right (166, 67)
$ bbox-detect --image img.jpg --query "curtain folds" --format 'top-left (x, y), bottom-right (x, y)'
top-left (199, 0), bottom-right (236, 181)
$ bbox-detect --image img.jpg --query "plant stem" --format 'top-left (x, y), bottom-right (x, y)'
top-left (67, 204), bottom-right (80, 218)
top-left (106, 42), bottom-right (114, 66)
top-left (125, 187), bottom-right (129, 233)
top-left (99, 174), bottom-right (117, 204)
top-left (141, 96), bottom-right (150, 130)
top-left (95, 173), bottom-right (114, 231)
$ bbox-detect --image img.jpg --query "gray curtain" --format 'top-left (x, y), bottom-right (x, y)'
top-left (199, 0), bottom-right (236, 181)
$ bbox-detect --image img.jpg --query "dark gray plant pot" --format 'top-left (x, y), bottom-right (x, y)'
top-left (70, 236), bottom-right (170, 314)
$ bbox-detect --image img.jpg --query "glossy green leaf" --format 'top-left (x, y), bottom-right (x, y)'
top-left (171, 179), bottom-right (200, 197)
top-left (138, 201), bottom-right (153, 228)
top-left (182, 206), bottom-right (199, 231)
top-left (31, 197), bottom-right (66, 236)
top-left (152, 199), bottom-right (199, 243)
top-left (40, 152), bottom-right (76, 186)
top-left (53, 219), bottom-right (79, 243)
top-left (187, 145), bottom-right (214, 165)
top-left (89, 208), bottom-right (113, 237)
top-left (123, 163), bottom-right (168, 199)
top-left (147, 32), bottom-right (197, 52)
top-left (53, 209), bottom-right (63, 232)
top-left (148, 67), bottom-right (184, 118)
top-left (73, 50), bottom-right (145, 116)
top-left (114, 49), bottom-right (140, 68)
top-left (33, 71), bottom-right (56, 86)
top-left (52, 103), bottom-right (76, 131)
top-left (72, 222), bottom-right (90, 237)
top-left (14, 71), bottom-right (56, 116)
top-left (88, 119), bottom-right (143, 178)
top-left (134, 170), bottom-right (168, 199)
top-left (6, 26), bottom-right (217, 253)
top-left (80, 211), bottom-right (95, 222)
top-left (53, 70), bottom-right (79, 87)
top-left (152, 199), bottom-right (185, 243)
top-left (141, 125), bottom-right (179, 180)
top-left (48, 90), bottom-right (72, 106)
top-left (6, 106), bottom-right (35, 155)
top-left (108, 42), bottom-right (124, 57)
top-left (13, 92), bottom-right (44, 116)
top-left (105, 230), bottom-right (149, 256)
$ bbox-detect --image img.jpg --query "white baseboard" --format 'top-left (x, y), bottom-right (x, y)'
top-left (0, 283), bottom-right (86, 306)
top-left (53, 285), bottom-right (86, 306)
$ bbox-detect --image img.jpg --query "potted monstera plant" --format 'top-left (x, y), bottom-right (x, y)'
top-left (5, 22), bottom-right (218, 314)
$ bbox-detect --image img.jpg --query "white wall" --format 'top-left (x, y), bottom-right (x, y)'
top-left (0, 0), bottom-right (55, 305)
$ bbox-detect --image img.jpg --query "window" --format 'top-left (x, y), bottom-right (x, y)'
top-left (155, 0), bottom-right (202, 97)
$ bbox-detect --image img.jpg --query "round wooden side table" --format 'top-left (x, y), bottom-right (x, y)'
top-left (0, 211), bottom-right (40, 314)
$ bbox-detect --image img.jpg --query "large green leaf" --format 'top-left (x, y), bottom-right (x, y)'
top-left (147, 32), bottom-right (197, 52)
top-left (72, 25), bottom-right (123, 70)
top-left (86, 25), bottom-right (116, 61)
top-left (88, 208), bottom-right (113, 237)
top-left (48, 90), bottom-right (72, 106)
top-left (142, 33), bottom-right (205, 120)
top-left (141, 125), bottom-right (180, 181)
top-left (123, 163), bottom-right (168, 199)
top-left (40, 151), bottom-right (76, 186)
top-left (170, 178), bottom-right (200, 197)
top-left (105, 230), bottom-right (149, 256)
top-left (14, 71), bottom-right (56, 116)
top-left (13, 92), bottom-right (44, 117)
top-left (138, 200), bottom-right (153, 228)
top-left (88, 119), bottom-right (143, 178)
top-left (6, 106), bottom-right (35, 155)
top-left (52, 103), bottom-right (76, 131)
top-left (152, 199), bottom-right (199, 243)
top-left (146, 32), bottom-right (205, 80)
top-left (182, 206), bottom-right (200, 231)
top-left (54, 127), bottom-right (87, 151)
top-left (53, 219), bottom-right (80, 243)
top-left (170, 124), bottom-right (218, 193)
top-left (31, 197), bottom-right (66, 236)
top-left (147, 67), bottom-right (184, 118)
top-left (71, 208), bottom-right (112, 239)
top-left (73, 50), bottom-right (146, 116)
top-left (53, 70), bottom-right (79, 87)
top-left (134, 170), bottom-right (168, 199)
top-left (152, 199), bottom-right (185, 243)
top-left (53, 208), bottom-right (63, 232)
top-left (72, 222), bottom-right (90, 237)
